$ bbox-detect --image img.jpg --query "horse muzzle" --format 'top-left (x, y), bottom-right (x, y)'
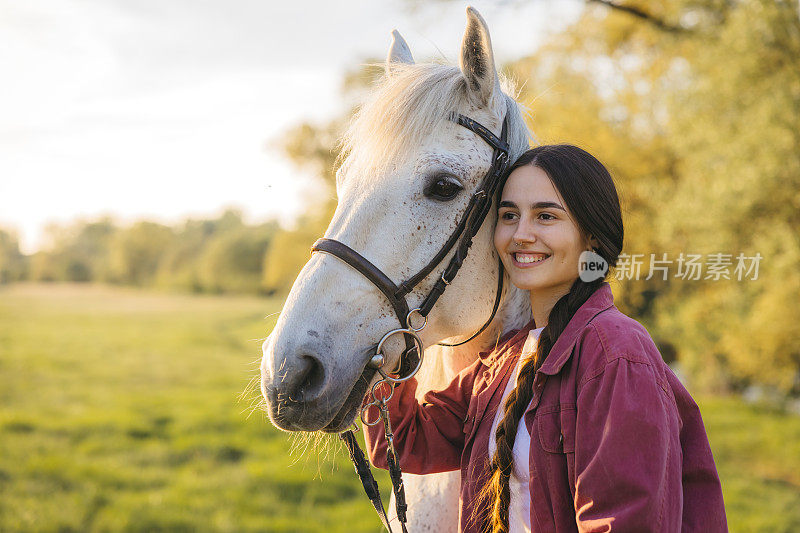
top-left (261, 335), bottom-right (379, 432)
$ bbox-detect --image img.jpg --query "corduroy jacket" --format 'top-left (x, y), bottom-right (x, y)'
top-left (364, 282), bottom-right (728, 532)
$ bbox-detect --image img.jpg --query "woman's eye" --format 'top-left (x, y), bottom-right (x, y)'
top-left (500, 211), bottom-right (518, 221)
top-left (538, 212), bottom-right (556, 221)
top-left (424, 177), bottom-right (463, 201)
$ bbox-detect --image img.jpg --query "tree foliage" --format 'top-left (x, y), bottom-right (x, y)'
top-left (28, 219), bottom-right (116, 283)
top-left (106, 221), bottom-right (174, 286)
top-left (6, 210), bottom-right (280, 295)
top-left (505, 0), bottom-right (800, 395)
top-left (0, 229), bottom-right (26, 284)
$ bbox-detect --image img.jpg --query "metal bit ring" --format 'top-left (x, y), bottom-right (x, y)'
top-left (406, 308), bottom-right (428, 332)
top-left (374, 328), bottom-right (425, 384)
top-left (360, 400), bottom-right (384, 426)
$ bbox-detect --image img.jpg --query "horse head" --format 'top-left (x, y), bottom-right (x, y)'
top-left (262, 7), bottom-right (531, 433)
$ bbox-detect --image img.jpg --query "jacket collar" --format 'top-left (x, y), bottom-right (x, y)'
top-left (483, 282), bottom-right (615, 374)
top-left (477, 323), bottom-right (532, 365)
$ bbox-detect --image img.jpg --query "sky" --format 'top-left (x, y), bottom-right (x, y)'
top-left (0, 0), bottom-right (584, 253)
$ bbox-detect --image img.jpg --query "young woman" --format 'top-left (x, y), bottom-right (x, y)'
top-left (364, 145), bottom-right (727, 532)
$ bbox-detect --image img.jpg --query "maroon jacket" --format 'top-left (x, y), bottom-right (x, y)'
top-left (364, 282), bottom-right (727, 532)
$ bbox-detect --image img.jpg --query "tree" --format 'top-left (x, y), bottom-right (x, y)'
top-left (27, 219), bottom-right (117, 283)
top-left (0, 229), bottom-right (26, 283)
top-left (107, 222), bottom-right (174, 286)
top-left (197, 222), bottom-right (278, 294)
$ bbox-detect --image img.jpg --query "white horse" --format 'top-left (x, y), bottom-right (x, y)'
top-left (261, 8), bottom-right (532, 531)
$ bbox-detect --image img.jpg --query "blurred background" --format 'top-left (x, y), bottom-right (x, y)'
top-left (1, 0), bottom-right (799, 531)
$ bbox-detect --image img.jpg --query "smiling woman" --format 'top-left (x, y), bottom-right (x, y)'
top-left (364, 144), bottom-right (729, 532)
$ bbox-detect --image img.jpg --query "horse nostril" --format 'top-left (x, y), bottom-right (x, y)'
top-left (290, 354), bottom-right (326, 403)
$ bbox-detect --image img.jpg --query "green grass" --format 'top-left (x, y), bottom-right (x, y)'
top-left (0, 284), bottom-right (798, 532)
top-left (696, 394), bottom-right (800, 532)
top-left (0, 283), bottom-right (388, 532)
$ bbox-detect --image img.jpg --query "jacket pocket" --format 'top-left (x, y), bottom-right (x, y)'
top-left (532, 405), bottom-right (579, 523)
top-left (537, 404), bottom-right (576, 454)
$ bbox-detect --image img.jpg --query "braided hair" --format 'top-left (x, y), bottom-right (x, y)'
top-left (478, 145), bottom-right (624, 532)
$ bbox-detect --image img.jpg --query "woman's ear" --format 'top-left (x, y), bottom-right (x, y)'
top-left (587, 235), bottom-right (600, 251)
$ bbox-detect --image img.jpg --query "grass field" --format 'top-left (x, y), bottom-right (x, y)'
top-left (1, 284), bottom-right (799, 532)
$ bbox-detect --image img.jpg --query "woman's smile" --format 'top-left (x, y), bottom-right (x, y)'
top-left (511, 252), bottom-right (551, 267)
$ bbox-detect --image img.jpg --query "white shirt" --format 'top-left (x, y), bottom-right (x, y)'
top-left (488, 326), bottom-right (545, 533)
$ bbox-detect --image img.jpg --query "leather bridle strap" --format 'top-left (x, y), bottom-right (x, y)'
top-left (415, 118), bottom-right (508, 319)
top-left (311, 239), bottom-right (418, 376)
top-left (311, 239), bottom-right (411, 329)
top-left (437, 260), bottom-right (503, 347)
top-left (394, 114), bottom-right (509, 299)
top-left (310, 113), bottom-right (509, 349)
top-left (339, 430), bottom-right (400, 532)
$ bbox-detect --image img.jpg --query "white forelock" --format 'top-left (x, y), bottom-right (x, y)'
top-left (339, 62), bottom-right (532, 178)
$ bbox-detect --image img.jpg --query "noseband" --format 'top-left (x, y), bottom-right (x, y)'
top-left (309, 113), bottom-right (511, 532)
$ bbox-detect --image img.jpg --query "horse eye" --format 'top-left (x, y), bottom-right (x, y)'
top-left (424, 176), bottom-right (463, 201)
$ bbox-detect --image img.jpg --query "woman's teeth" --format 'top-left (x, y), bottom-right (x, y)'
top-left (515, 253), bottom-right (548, 263)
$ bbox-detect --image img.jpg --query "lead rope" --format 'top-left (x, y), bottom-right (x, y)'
top-left (340, 338), bottom-right (419, 533)
top-left (340, 387), bottom-right (409, 533)
top-left (339, 429), bottom-right (396, 532)
top-left (382, 402), bottom-right (409, 531)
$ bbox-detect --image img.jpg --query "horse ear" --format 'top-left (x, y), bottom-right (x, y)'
top-left (386, 29), bottom-right (414, 76)
top-left (459, 7), bottom-right (499, 107)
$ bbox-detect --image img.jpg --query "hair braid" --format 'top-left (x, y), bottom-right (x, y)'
top-left (477, 277), bottom-right (604, 532)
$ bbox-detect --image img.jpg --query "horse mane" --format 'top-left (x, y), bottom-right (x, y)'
top-left (339, 62), bottom-right (532, 176)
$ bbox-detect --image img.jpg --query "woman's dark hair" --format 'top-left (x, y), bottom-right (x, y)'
top-left (478, 144), bottom-right (624, 533)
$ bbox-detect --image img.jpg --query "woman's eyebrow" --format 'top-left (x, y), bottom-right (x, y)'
top-left (498, 200), bottom-right (566, 211)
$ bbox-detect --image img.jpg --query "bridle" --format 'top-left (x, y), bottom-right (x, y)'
top-left (311, 113), bottom-right (510, 368)
top-left (310, 112), bottom-right (511, 532)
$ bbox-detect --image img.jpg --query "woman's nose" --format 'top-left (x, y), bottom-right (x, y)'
top-left (513, 218), bottom-right (538, 243)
